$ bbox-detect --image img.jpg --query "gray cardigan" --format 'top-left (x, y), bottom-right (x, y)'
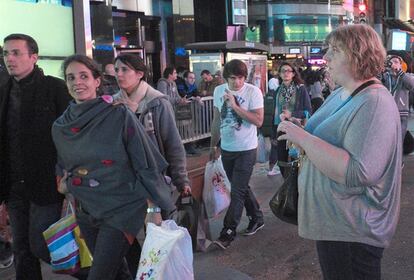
top-left (299, 84), bottom-right (401, 248)
top-left (52, 97), bottom-right (174, 235)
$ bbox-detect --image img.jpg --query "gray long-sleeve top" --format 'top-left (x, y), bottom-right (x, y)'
top-left (298, 84), bottom-right (401, 248)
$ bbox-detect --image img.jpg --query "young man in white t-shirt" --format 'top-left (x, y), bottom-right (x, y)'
top-left (209, 59), bottom-right (265, 249)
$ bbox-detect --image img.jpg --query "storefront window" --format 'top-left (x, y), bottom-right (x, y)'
top-left (0, 0), bottom-right (75, 78)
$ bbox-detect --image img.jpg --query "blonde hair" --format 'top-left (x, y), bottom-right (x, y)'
top-left (325, 24), bottom-right (386, 80)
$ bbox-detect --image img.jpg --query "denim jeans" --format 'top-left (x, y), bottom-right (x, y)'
top-left (6, 182), bottom-right (62, 280)
top-left (316, 241), bottom-right (384, 280)
top-left (221, 148), bottom-right (264, 232)
top-left (76, 207), bottom-right (133, 280)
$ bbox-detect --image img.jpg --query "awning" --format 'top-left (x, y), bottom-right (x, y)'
top-left (185, 41), bottom-right (269, 53)
top-left (384, 18), bottom-right (414, 33)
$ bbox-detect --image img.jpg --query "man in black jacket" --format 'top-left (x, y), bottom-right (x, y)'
top-left (0, 34), bottom-right (71, 279)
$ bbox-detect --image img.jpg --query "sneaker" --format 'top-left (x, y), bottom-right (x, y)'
top-left (213, 229), bottom-right (234, 250)
top-left (242, 220), bottom-right (264, 236)
top-left (0, 241), bottom-right (13, 269)
top-left (267, 165), bottom-right (281, 176)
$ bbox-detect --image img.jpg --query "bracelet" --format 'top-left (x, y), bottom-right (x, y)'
top-left (147, 207), bottom-right (161, 213)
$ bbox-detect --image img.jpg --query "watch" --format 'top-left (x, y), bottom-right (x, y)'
top-left (147, 207), bottom-right (161, 213)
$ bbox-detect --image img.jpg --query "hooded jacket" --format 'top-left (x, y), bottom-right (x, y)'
top-left (52, 96), bottom-right (174, 235)
top-left (380, 71), bottom-right (414, 118)
top-left (114, 81), bottom-right (190, 191)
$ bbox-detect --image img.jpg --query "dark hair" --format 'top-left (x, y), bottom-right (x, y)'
top-left (62, 54), bottom-right (102, 81)
top-left (200, 69), bottom-right (211, 76)
top-left (183, 71), bottom-right (194, 79)
top-left (163, 66), bottom-right (176, 79)
top-left (4, 33), bottom-right (39, 54)
top-left (278, 62), bottom-right (304, 85)
top-left (223, 59), bottom-right (248, 80)
top-left (114, 53), bottom-right (147, 79)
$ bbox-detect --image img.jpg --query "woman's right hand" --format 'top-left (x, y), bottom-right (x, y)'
top-left (280, 109), bottom-right (292, 121)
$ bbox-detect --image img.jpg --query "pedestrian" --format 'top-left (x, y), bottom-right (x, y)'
top-left (267, 62), bottom-right (311, 177)
top-left (113, 53), bottom-right (191, 276)
top-left (101, 63), bottom-right (119, 95)
top-left (0, 33), bottom-right (71, 279)
top-left (277, 24), bottom-right (401, 280)
top-left (157, 65), bottom-right (187, 106)
top-left (53, 54), bottom-right (174, 280)
top-left (199, 69), bottom-right (223, 97)
top-left (210, 59), bottom-right (265, 249)
top-left (379, 54), bottom-right (414, 140)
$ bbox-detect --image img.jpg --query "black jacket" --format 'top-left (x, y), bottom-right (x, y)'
top-left (0, 67), bottom-right (71, 204)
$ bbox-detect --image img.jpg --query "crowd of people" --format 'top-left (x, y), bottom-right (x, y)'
top-left (0, 23), bottom-right (410, 279)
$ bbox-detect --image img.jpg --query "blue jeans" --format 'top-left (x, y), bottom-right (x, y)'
top-left (76, 207), bottom-right (134, 280)
top-left (221, 148), bottom-right (264, 232)
top-left (6, 182), bottom-right (62, 280)
top-left (316, 241), bottom-right (384, 280)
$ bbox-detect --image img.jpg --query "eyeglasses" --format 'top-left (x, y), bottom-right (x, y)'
top-left (2, 50), bottom-right (30, 58)
top-left (280, 69), bottom-right (294, 74)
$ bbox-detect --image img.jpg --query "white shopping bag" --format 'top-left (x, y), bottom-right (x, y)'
top-left (136, 220), bottom-right (194, 280)
top-left (203, 157), bottom-right (231, 218)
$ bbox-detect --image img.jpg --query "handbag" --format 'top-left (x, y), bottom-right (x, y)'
top-left (269, 160), bottom-right (299, 225)
top-left (175, 195), bottom-right (199, 251)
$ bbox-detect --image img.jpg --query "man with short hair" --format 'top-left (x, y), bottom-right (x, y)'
top-left (379, 55), bottom-right (414, 140)
top-left (177, 70), bottom-right (199, 98)
top-left (102, 63), bottom-right (119, 95)
top-left (210, 59), bottom-right (265, 249)
top-left (0, 33), bottom-right (71, 279)
top-left (157, 66), bottom-right (183, 105)
top-left (199, 69), bottom-right (223, 97)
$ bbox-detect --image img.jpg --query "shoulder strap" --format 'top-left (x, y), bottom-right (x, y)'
top-left (351, 80), bottom-right (380, 98)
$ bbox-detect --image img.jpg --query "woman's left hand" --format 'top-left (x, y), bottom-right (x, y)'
top-left (277, 120), bottom-right (309, 147)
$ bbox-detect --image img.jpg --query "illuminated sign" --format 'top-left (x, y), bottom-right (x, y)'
top-left (232, 0), bottom-right (248, 26)
top-left (308, 58), bottom-right (326, 65)
top-left (310, 47), bottom-right (322, 54)
top-left (289, 47), bottom-right (301, 54)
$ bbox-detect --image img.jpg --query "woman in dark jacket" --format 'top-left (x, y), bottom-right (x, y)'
top-left (52, 54), bottom-right (174, 280)
top-left (268, 62), bottom-right (311, 177)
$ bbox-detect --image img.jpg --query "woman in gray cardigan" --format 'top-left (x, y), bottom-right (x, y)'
top-left (277, 24), bottom-right (401, 280)
top-left (52, 54), bottom-right (174, 280)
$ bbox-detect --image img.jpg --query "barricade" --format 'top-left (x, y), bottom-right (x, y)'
top-left (175, 97), bottom-right (214, 144)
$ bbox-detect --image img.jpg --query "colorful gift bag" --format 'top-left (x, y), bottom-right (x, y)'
top-left (136, 220), bottom-right (194, 280)
top-left (203, 157), bottom-right (231, 218)
top-left (43, 210), bottom-right (80, 274)
top-left (73, 225), bottom-right (93, 268)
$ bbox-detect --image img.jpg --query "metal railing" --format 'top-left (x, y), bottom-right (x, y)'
top-left (175, 97), bottom-right (214, 144)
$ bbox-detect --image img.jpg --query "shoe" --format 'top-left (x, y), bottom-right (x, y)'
top-left (242, 220), bottom-right (264, 236)
top-left (213, 229), bottom-right (235, 250)
top-left (185, 144), bottom-right (201, 156)
top-left (267, 165), bottom-right (281, 176)
top-left (0, 241), bottom-right (13, 269)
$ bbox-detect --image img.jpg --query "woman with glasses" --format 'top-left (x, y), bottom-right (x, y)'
top-left (267, 62), bottom-right (311, 177)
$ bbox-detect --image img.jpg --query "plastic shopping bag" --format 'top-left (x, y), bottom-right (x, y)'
top-left (203, 157), bottom-right (231, 218)
top-left (256, 133), bottom-right (268, 163)
top-left (43, 203), bottom-right (80, 274)
top-left (136, 220), bottom-right (194, 280)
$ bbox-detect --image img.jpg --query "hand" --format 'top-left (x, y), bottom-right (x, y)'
top-left (58, 170), bottom-right (69, 194)
top-left (280, 109), bottom-right (292, 121)
top-left (113, 91), bottom-right (139, 112)
top-left (145, 212), bottom-right (162, 226)
top-left (181, 185), bottom-right (192, 196)
top-left (224, 90), bottom-right (237, 109)
top-left (277, 120), bottom-right (309, 147)
top-left (209, 146), bottom-right (220, 161)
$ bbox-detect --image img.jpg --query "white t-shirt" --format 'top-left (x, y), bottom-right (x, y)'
top-left (213, 83), bottom-right (264, 152)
